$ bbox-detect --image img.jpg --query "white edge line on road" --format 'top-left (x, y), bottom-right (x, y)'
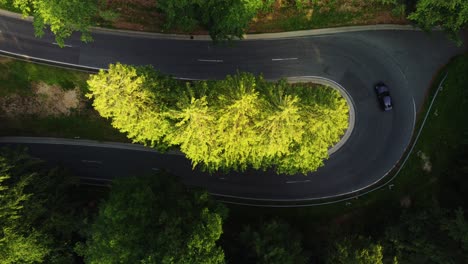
top-left (175, 77), bottom-right (204, 81)
top-left (412, 98), bottom-right (416, 130)
top-left (0, 49), bottom-right (103, 71)
top-left (272, 58), bottom-right (298, 61)
top-left (197, 59), bottom-right (223, 63)
top-left (52, 42), bottom-right (73, 48)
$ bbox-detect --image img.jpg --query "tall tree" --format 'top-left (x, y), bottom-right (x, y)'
top-left (156, 0), bottom-right (265, 41)
top-left (385, 208), bottom-right (468, 264)
top-left (239, 219), bottom-right (309, 264)
top-left (0, 154), bottom-right (50, 264)
top-left (214, 74), bottom-right (265, 171)
top-left (87, 63), bottom-right (174, 150)
top-left (0, 0), bottom-right (98, 47)
top-left (326, 236), bottom-right (390, 264)
top-left (79, 173), bottom-right (227, 264)
top-left (169, 95), bottom-right (219, 169)
top-left (0, 148), bottom-right (83, 263)
top-left (409, 0), bottom-right (468, 44)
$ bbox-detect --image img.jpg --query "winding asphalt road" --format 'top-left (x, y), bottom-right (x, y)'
top-left (0, 14), bottom-right (466, 203)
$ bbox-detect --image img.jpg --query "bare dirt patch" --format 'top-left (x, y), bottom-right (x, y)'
top-left (0, 82), bottom-right (84, 117)
top-left (0, 57), bottom-right (12, 64)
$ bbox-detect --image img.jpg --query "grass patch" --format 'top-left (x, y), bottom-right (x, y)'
top-left (0, 58), bottom-right (88, 96)
top-left (393, 54), bottom-right (468, 207)
top-left (0, 113), bottom-right (128, 142)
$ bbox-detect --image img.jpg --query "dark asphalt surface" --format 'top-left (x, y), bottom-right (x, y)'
top-left (0, 15), bottom-right (466, 201)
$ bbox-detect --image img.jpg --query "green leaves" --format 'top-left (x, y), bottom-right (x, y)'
top-left (409, 0), bottom-right (468, 45)
top-left (0, 149), bottom-right (73, 264)
top-left (80, 173), bottom-right (226, 264)
top-left (327, 237), bottom-right (386, 264)
top-left (240, 219), bottom-right (308, 264)
top-left (0, 0), bottom-right (98, 46)
top-left (384, 208), bottom-right (468, 264)
top-left (87, 63), bottom-right (173, 149)
top-left (156, 0), bottom-right (266, 41)
top-left (0, 156), bottom-right (46, 264)
top-left (87, 64), bottom-right (349, 175)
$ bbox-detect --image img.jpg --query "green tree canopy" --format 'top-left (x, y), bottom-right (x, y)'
top-left (0, 0), bottom-right (98, 46)
top-left (87, 64), bottom-right (349, 175)
top-left (86, 63), bottom-right (176, 150)
top-left (156, 0), bottom-right (266, 41)
top-left (385, 208), bottom-right (468, 264)
top-left (326, 236), bottom-right (390, 264)
top-left (79, 173), bottom-right (227, 264)
top-left (0, 153), bottom-right (49, 264)
top-left (0, 148), bottom-right (83, 263)
top-left (409, 0), bottom-right (468, 44)
top-left (239, 219), bottom-right (309, 264)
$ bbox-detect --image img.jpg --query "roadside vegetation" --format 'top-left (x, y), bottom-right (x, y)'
top-left (0, 148), bottom-right (91, 263)
top-left (0, 53), bottom-right (467, 262)
top-left (0, 0), bottom-right (466, 45)
top-left (76, 173), bottom-right (227, 264)
top-left (87, 63), bottom-right (349, 174)
top-left (0, 149), bottom-right (227, 264)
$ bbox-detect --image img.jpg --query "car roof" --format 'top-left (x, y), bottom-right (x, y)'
top-left (383, 96), bottom-right (392, 105)
top-left (377, 85), bottom-right (389, 93)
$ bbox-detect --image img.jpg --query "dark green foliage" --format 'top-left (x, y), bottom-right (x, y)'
top-left (409, 0), bottom-right (468, 44)
top-left (239, 219), bottom-right (308, 264)
top-left (326, 236), bottom-right (387, 264)
top-left (156, 0), bottom-right (267, 41)
top-left (0, 148), bottom-right (84, 263)
top-left (0, 150), bottom-right (48, 264)
top-left (385, 208), bottom-right (468, 264)
top-left (79, 173), bottom-right (227, 264)
top-left (0, 0), bottom-right (98, 46)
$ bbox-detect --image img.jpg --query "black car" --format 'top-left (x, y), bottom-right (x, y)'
top-left (375, 82), bottom-right (393, 111)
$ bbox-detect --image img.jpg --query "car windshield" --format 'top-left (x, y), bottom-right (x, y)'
top-left (378, 85), bottom-right (389, 93)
